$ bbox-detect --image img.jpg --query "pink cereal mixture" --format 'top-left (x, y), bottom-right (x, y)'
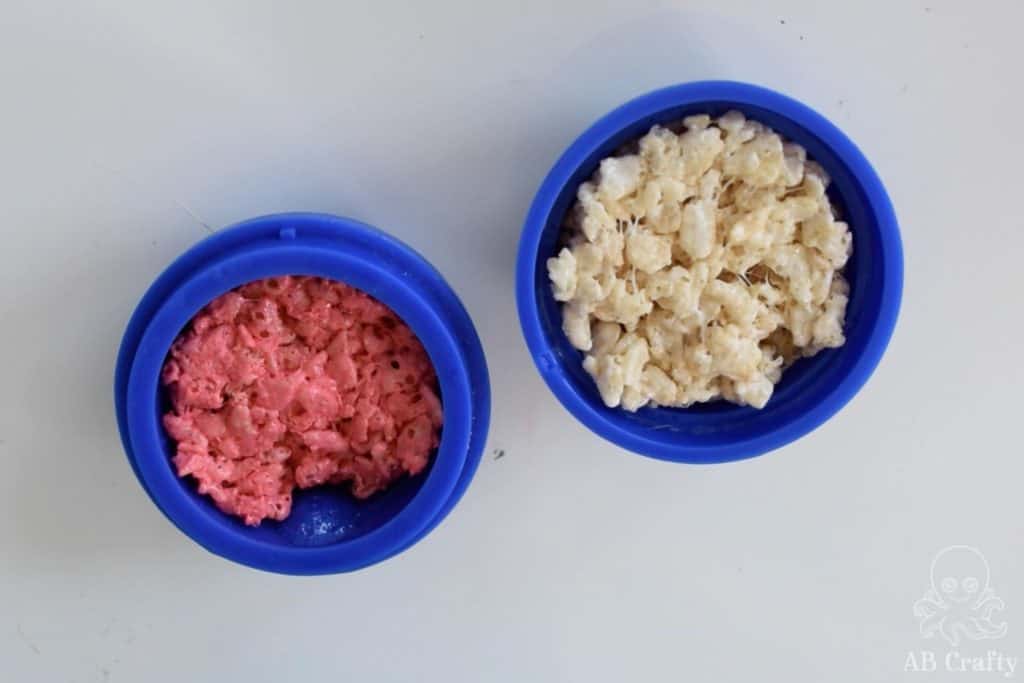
top-left (161, 276), bottom-right (443, 526)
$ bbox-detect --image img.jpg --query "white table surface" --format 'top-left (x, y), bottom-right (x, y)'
top-left (3, 1), bottom-right (1022, 681)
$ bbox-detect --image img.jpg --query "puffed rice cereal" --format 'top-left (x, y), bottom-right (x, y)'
top-left (547, 112), bottom-right (852, 410)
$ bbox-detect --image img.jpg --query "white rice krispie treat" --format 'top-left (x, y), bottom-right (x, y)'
top-left (548, 112), bottom-right (851, 410)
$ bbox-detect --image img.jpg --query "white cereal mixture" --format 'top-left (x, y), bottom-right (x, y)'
top-left (547, 111), bottom-right (852, 410)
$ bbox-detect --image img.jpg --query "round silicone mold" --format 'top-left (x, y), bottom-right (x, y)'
top-left (115, 213), bottom-right (490, 574)
top-left (516, 81), bottom-right (903, 463)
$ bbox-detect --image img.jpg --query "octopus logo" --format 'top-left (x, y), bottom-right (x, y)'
top-left (913, 546), bottom-right (1008, 646)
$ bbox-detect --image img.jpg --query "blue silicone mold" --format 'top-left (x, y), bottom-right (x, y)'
top-left (115, 213), bottom-right (490, 574)
top-left (516, 81), bottom-right (903, 463)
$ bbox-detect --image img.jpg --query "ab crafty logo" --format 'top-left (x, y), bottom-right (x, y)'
top-left (905, 546), bottom-right (1015, 678)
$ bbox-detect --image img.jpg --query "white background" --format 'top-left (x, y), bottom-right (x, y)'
top-left (2, 1), bottom-right (1022, 681)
